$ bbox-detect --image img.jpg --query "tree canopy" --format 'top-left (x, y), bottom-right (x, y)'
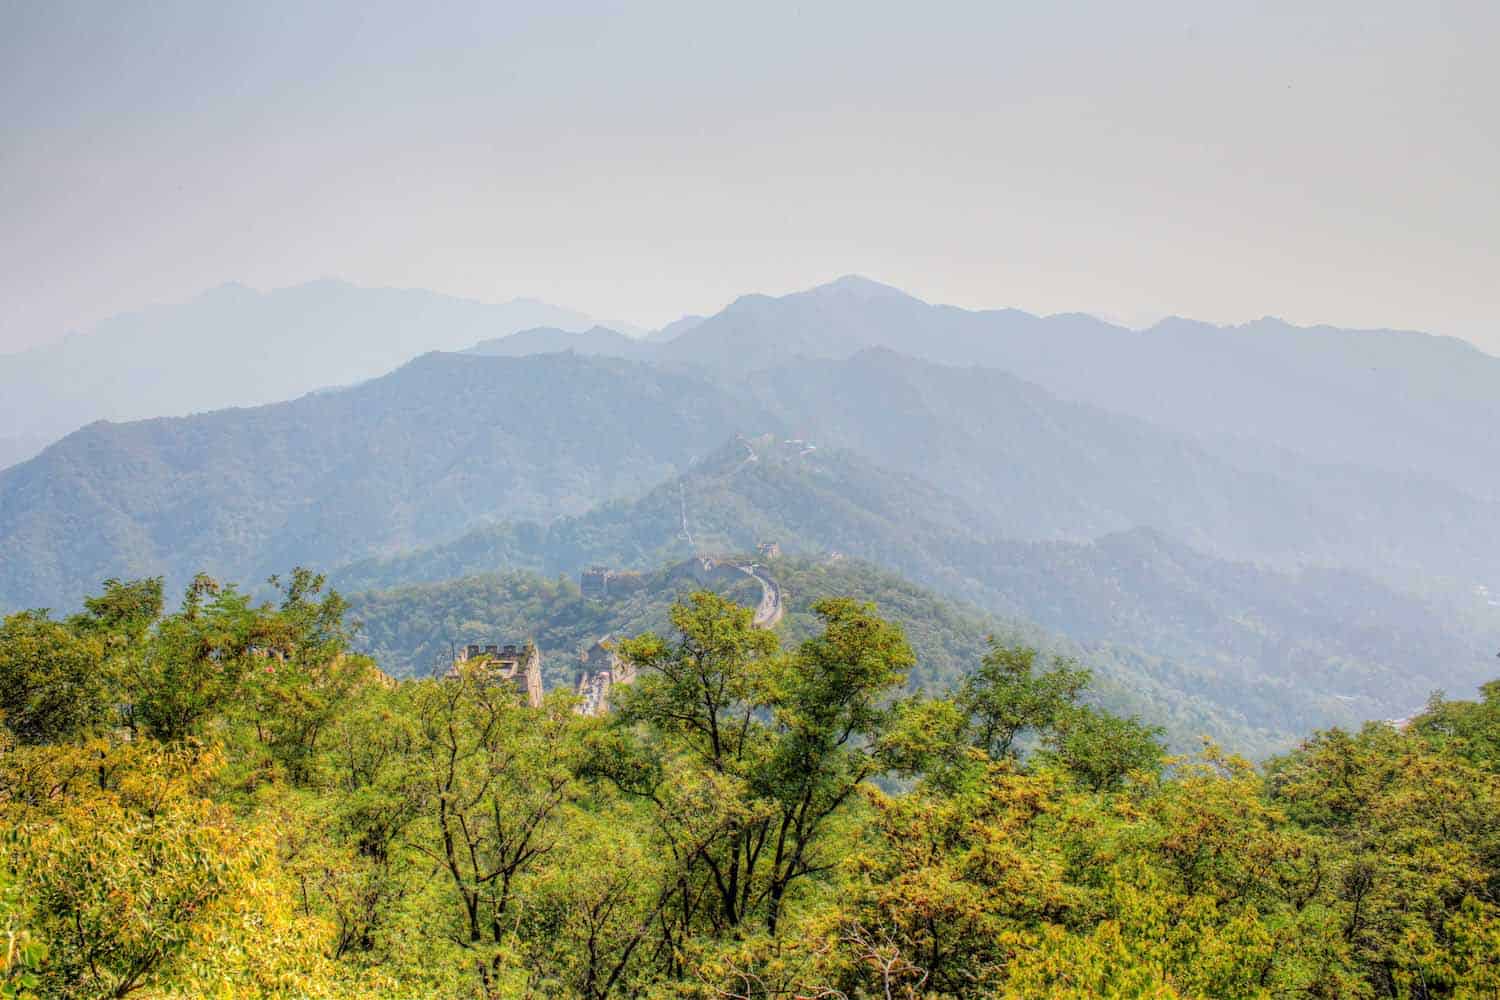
top-left (1, 571), bottom-right (1496, 997)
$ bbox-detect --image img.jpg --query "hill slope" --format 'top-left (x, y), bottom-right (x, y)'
top-left (742, 349), bottom-right (1500, 585)
top-left (345, 556), bottom-right (1269, 754)
top-left (10, 339), bottom-right (1500, 617)
top-left (0, 354), bottom-right (775, 610)
top-left (466, 325), bottom-right (650, 360)
top-left (0, 280), bottom-right (597, 467)
top-left (335, 438), bottom-right (1495, 745)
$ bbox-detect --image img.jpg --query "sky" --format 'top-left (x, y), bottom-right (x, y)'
top-left (2, 0), bottom-right (1496, 353)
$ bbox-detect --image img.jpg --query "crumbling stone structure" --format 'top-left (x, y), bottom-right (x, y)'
top-left (572, 638), bottom-right (637, 717)
top-left (447, 641), bottom-right (544, 708)
top-left (580, 566), bottom-right (646, 599)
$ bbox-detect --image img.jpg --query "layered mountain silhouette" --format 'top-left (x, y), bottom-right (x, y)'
top-left (654, 275), bottom-right (1500, 500)
top-left (0, 280), bottom-right (600, 469)
top-left (466, 325), bottom-right (651, 360)
top-left (0, 353), bottom-right (772, 610)
top-left (11, 342), bottom-right (1499, 612)
top-left (5, 274), bottom-right (1500, 753)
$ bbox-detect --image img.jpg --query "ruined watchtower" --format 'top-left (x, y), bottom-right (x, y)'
top-left (580, 566), bottom-right (611, 599)
top-left (447, 641), bottom-right (544, 708)
top-left (572, 637), bottom-right (638, 717)
top-left (580, 566), bottom-right (644, 599)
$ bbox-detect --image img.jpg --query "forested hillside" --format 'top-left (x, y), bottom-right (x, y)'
top-left (337, 435), bottom-right (1492, 753)
top-left (10, 325), bottom-right (1500, 615)
top-left (347, 556), bottom-right (1309, 755)
top-left (737, 349), bottom-right (1500, 586)
top-left (2, 293), bottom-right (1484, 754)
top-left (6, 278), bottom-right (1500, 772)
top-left (4, 571), bottom-right (1497, 997)
top-left (0, 353), bottom-right (772, 610)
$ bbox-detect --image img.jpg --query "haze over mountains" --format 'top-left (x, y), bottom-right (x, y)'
top-left (0, 280), bottom-right (601, 469)
top-left (480, 275), bottom-right (1500, 503)
top-left (0, 352), bottom-right (768, 609)
top-left (3, 274), bottom-right (1498, 754)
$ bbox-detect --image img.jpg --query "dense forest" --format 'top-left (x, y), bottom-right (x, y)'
top-left (3, 570), bottom-right (1497, 998)
top-left (345, 556), bottom-right (1290, 756)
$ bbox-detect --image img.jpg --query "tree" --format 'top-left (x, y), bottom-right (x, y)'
top-left (1410, 680), bottom-right (1500, 773)
top-left (1269, 723), bottom-right (1500, 996)
top-left (405, 667), bottom-right (579, 997)
top-left (757, 597), bottom-right (914, 933)
top-left (124, 575), bottom-right (258, 742)
top-left (957, 642), bottom-right (1089, 761)
top-left (0, 613), bottom-right (110, 745)
top-left (0, 738), bottom-right (342, 999)
top-left (1037, 704), bottom-right (1165, 792)
top-left (609, 592), bottom-right (913, 945)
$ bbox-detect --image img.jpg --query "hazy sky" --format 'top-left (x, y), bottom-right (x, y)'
top-left (3, 0), bottom-right (1496, 353)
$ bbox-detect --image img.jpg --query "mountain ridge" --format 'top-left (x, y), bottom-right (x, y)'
top-left (0, 352), bottom-right (778, 610)
top-left (0, 280), bottom-right (602, 469)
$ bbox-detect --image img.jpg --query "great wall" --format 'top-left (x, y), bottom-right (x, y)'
top-left (450, 432), bottom-right (799, 716)
top-left (683, 555), bottom-right (783, 628)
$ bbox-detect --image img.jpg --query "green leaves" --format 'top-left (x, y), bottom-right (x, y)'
top-left (0, 612), bottom-right (110, 745)
top-left (5, 571), bottom-right (1500, 998)
top-left (958, 642), bottom-right (1090, 761)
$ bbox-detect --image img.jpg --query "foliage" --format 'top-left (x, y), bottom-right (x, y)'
top-left (2, 571), bottom-right (1498, 997)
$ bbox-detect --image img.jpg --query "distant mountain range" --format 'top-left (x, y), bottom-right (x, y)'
top-left (12, 339), bottom-right (1498, 612)
top-left (0, 280), bottom-right (602, 469)
top-left (5, 273), bottom-right (1500, 754)
top-left (465, 275), bottom-right (1500, 504)
top-left (660, 276), bottom-right (1500, 502)
top-left (13, 273), bottom-right (1497, 498)
top-left (466, 325), bottom-right (654, 361)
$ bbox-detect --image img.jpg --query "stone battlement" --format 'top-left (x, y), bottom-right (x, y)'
top-left (447, 640), bottom-right (544, 708)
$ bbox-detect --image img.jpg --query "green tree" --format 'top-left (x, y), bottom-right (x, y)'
top-left (957, 642), bottom-right (1089, 761)
top-left (405, 666), bottom-right (579, 997)
top-left (610, 592), bottom-right (913, 946)
top-left (0, 613), bottom-right (110, 745)
top-left (1037, 703), bottom-right (1165, 792)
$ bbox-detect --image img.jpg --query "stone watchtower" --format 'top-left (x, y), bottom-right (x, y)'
top-left (447, 641), bottom-right (544, 708)
top-left (580, 566), bottom-right (611, 598)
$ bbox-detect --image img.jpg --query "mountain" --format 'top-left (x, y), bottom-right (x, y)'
top-left (0, 353), bottom-right (775, 611)
top-left (333, 437), bottom-right (1496, 748)
top-left (658, 276), bottom-right (1500, 501)
top-left (10, 332), bottom-right (1500, 618)
top-left (465, 325), bottom-right (651, 360)
top-left (650, 314), bottom-right (706, 342)
top-left (741, 349), bottom-right (1500, 587)
top-left (0, 280), bottom-right (599, 468)
top-left (656, 275), bottom-right (934, 370)
top-left (330, 435), bottom-right (995, 592)
top-left (0, 432), bottom-right (53, 473)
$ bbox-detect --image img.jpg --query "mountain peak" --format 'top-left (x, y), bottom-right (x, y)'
top-left (805, 274), bottom-right (918, 301)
